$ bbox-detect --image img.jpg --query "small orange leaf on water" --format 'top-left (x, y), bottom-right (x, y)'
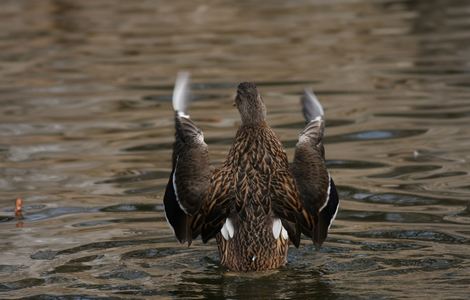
top-left (15, 198), bottom-right (23, 216)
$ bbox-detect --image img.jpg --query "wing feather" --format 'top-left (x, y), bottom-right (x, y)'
top-left (290, 89), bottom-right (339, 248)
top-left (172, 71), bottom-right (191, 117)
top-left (270, 170), bottom-right (313, 248)
top-left (201, 168), bottom-right (234, 243)
top-left (301, 89), bottom-right (324, 122)
top-left (164, 72), bottom-right (211, 245)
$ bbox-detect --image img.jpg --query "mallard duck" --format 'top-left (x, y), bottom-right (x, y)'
top-left (164, 72), bottom-right (339, 272)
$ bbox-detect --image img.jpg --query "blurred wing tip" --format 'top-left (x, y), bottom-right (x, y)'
top-left (302, 88), bottom-right (324, 121)
top-left (177, 71), bottom-right (190, 79)
top-left (172, 71), bottom-right (191, 114)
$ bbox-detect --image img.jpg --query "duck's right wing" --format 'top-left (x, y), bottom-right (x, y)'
top-left (164, 72), bottom-right (211, 245)
top-left (290, 89), bottom-right (339, 248)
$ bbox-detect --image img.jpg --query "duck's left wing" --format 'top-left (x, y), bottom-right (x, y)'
top-left (164, 72), bottom-right (211, 245)
top-left (290, 89), bottom-right (339, 248)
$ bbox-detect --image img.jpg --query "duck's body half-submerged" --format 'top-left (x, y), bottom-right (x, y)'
top-left (164, 73), bottom-right (339, 272)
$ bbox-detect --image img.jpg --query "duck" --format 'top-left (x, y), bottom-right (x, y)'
top-left (163, 72), bottom-right (339, 272)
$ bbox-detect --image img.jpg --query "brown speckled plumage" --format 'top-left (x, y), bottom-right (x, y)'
top-left (164, 75), bottom-right (339, 272)
top-left (210, 123), bottom-right (300, 271)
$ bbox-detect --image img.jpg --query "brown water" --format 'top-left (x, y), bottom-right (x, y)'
top-left (1, 0), bottom-right (470, 299)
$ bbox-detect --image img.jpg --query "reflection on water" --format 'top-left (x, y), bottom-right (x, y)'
top-left (1, 0), bottom-right (470, 299)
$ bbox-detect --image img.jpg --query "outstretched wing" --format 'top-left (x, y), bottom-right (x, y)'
top-left (290, 89), bottom-right (339, 248)
top-left (164, 72), bottom-right (211, 245)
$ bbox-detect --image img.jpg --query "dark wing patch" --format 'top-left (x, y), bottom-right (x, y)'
top-left (313, 177), bottom-right (339, 248)
top-left (164, 169), bottom-right (191, 244)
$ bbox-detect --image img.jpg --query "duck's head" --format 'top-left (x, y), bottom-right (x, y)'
top-left (234, 82), bottom-right (266, 125)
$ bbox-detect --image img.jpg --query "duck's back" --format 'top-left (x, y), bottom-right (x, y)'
top-left (215, 123), bottom-right (293, 271)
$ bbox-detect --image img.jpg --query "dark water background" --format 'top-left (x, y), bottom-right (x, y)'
top-left (1, 0), bottom-right (470, 299)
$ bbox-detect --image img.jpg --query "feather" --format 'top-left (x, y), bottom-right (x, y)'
top-left (318, 173), bottom-right (331, 212)
top-left (314, 178), bottom-right (340, 248)
top-left (272, 218), bottom-right (282, 239)
top-left (221, 221), bottom-right (230, 240)
top-left (163, 169), bottom-right (191, 244)
top-left (172, 71), bottom-right (191, 117)
top-left (225, 218), bottom-right (235, 238)
top-left (281, 226), bottom-right (288, 240)
top-left (292, 88), bottom-right (339, 249)
top-left (172, 156), bottom-right (189, 214)
top-left (301, 89), bottom-right (324, 122)
top-left (164, 71), bottom-right (210, 245)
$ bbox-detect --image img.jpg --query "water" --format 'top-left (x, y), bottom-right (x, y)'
top-left (1, 0), bottom-right (470, 299)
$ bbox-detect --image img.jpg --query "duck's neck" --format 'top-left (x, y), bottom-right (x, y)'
top-left (240, 120), bottom-right (267, 129)
top-left (238, 100), bottom-right (266, 125)
top-left (240, 113), bottom-right (266, 126)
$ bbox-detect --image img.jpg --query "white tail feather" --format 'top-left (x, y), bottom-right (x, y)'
top-left (281, 226), bottom-right (288, 240)
top-left (221, 222), bottom-right (229, 240)
top-left (272, 218), bottom-right (282, 239)
top-left (221, 218), bottom-right (235, 240)
top-left (226, 218), bottom-right (235, 238)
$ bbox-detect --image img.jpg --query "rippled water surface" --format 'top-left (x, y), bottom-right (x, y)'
top-left (1, 0), bottom-right (470, 299)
